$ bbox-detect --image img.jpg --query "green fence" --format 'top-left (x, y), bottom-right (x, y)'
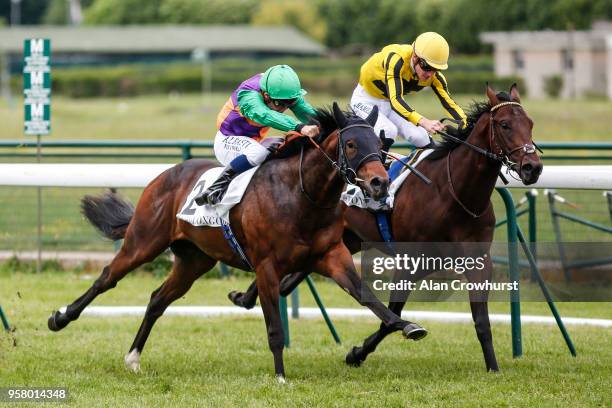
top-left (2, 140), bottom-right (612, 163)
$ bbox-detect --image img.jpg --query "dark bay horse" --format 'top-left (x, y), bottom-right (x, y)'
top-left (229, 85), bottom-right (543, 372)
top-left (47, 103), bottom-right (427, 382)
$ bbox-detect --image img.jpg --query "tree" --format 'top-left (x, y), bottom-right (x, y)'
top-left (0, 0), bottom-right (49, 25)
top-left (251, 0), bottom-right (326, 43)
top-left (84, 0), bottom-right (164, 24)
top-left (158, 0), bottom-right (258, 24)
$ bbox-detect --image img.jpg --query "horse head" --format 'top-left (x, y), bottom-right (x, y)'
top-left (486, 84), bottom-right (543, 185)
top-left (332, 102), bottom-right (389, 200)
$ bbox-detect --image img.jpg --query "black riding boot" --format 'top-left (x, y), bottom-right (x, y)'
top-left (381, 135), bottom-right (395, 169)
top-left (194, 166), bottom-right (237, 206)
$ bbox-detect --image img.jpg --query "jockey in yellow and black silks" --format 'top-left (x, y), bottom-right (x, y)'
top-left (351, 32), bottom-right (467, 148)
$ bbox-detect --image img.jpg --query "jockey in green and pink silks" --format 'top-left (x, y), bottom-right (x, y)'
top-left (196, 65), bottom-right (320, 206)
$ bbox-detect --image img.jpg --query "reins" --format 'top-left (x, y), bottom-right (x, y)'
top-left (440, 100), bottom-right (537, 218)
top-left (293, 122), bottom-right (382, 209)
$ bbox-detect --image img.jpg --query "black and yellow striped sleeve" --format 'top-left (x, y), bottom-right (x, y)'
top-left (431, 72), bottom-right (467, 128)
top-left (384, 52), bottom-right (423, 125)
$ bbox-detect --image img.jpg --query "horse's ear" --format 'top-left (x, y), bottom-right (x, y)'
top-left (509, 83), bottom-right (521, 102)
top-left (332, 102), bottom-right (347, 129)
top-left (365, 105), bottom-right (378, 127)
top-left (486, 83), bottom-right (499, 105)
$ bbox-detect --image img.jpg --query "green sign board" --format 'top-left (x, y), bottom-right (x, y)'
top-left (23, 39), bottom-right (51, 136)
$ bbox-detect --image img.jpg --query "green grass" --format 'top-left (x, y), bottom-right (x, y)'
top-left (2, 92), bottom-right (612, 141)
top-left (1, 273), bottom-right (610, 407)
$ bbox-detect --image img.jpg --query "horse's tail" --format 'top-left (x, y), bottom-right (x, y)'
top-left (81, 190), bottom-right (134, 241)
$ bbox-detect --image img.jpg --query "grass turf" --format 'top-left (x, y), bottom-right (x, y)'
top-left (1, 273), bottom-right (610, 407)
top-left (2, 92), bottom-right (612, 141)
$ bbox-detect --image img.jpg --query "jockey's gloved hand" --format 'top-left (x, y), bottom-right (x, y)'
top-left (300, 124), bottom-right (320, 138)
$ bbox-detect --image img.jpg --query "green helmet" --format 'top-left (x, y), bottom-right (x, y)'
top-left (260, 65), bottom-right (306, 100)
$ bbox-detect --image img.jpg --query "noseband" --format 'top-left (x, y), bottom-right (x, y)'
top-left (299, 122), bottom-right (382, 209)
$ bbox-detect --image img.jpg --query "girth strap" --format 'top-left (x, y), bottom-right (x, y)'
top-left (375, 212), bottom-right (393, 243)
top-left (221, 224), bottom-right (254, 271)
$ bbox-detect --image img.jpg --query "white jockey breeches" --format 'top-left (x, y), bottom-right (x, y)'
top-left (350, 84), bottom-right (430, 147)
top-left (213, 131), bottom-right (270, 167)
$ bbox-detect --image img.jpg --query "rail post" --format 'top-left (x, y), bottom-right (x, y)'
top-left (527, 190), bottom-right (538, 281)
top-left (0, 304), bottom-right (10, 331)
top-left (496, 188), bottom-right (522, 358)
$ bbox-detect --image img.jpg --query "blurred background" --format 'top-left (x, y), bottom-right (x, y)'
top-left (0, 0), bottom-right (611, 259)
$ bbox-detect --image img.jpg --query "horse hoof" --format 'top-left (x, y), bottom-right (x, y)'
top-left (403, 323), bottom-right (428, 341)
top-left (345, 346), bottom-right (363, 367)
top-left (227, 291), bottom-right (255, 310)
top-left (125, 350), bottom-right (141, 373)
top-left (276, 375), bottom-right (287, 385)
top-left (228, 291), bottom-right (242, 305)
top-left (47, 310), bottom-right (69, 332)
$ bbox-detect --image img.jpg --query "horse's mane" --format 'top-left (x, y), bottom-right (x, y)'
top-left (426, 92), bottom-right (512, 161)
top-left (266, 106), bottom-right (354, 161)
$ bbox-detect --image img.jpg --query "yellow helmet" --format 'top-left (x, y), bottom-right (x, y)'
top-left (412, 32), bottom-right (449, 70)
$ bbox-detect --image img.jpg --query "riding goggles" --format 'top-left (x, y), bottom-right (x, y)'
top-left (272, 98), bottom-right (297, 109)
top-left (417, 58), bottom-right (438, 72)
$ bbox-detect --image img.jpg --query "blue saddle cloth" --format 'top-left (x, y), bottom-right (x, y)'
top-left (387, 150), bottom-right (417, 183)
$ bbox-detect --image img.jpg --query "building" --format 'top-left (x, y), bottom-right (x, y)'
top-left (481, 21), bottom-right (612, 99)
top-left (0, 25), bottom-right (325, 99)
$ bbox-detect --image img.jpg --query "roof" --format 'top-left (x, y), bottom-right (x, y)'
top-left (0, 25), bottom-right (326, 55)
top-left (480, 30), bottom-right (611, 51)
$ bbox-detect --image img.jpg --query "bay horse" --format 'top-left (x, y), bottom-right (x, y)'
top-left (47, 103), bottom-right (428, 382)
top-left (228, 85), bottom-right (543, 372)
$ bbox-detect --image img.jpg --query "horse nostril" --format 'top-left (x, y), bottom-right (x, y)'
top-left (535, 163), bottom-right (543, 175)
top-left (371, 177), bottom-right (382, 187)
top-left (523, 163), bottom-right (533, 173)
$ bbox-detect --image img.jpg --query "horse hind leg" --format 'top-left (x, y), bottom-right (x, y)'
top-left (228, 271), bottom-right (307, 309)
top-left (228, 279), bottom-right (258, 309)
top-left (125, 240), bottom-right (215, 372)
top-left (48, 222), bottom-right (171, 332)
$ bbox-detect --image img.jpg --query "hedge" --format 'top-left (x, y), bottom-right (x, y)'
top-left (10, 58), bottom-right (523, 98)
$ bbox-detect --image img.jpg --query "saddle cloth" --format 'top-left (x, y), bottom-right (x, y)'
top-left (176, 166), bottom-right (258, 227)
top-left (340, 148), bottom-right (433, 210)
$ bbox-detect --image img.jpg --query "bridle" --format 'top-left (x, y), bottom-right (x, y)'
top-left (442, 100), bottom-right (539, 218)
top-left (298, 123), bottom-right (383, 209)
top-left (487, 101), bottom-right (537, 175)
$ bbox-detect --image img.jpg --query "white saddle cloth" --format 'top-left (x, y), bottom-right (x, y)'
top-left (340, 149), bottom-right (433, 210)
top-left (176, 166), bottom-right (258, 227)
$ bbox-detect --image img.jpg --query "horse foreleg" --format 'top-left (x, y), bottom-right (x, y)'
top-left (346, 300), bottom-right (410, 367)
top-left (256, 259), bottom-right (286, 382)
top-left (466, 259), bottom-right (499, 372)
top-left (315, 243), bottom-right (425, 337)
top-left (125, 244), bottom-right (215, 372)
